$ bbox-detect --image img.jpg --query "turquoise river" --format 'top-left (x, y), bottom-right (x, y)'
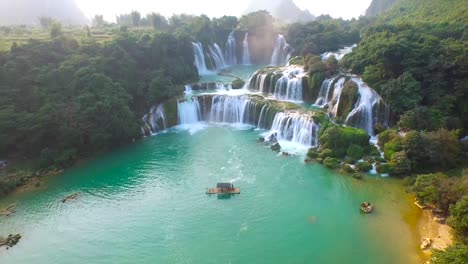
top-left (0, 125), bottom-right (424, 263)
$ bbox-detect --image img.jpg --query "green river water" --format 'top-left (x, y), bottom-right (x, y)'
top-left (0, 126), bottom-right (422, 264)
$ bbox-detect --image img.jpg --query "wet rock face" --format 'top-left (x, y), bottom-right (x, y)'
top-left (336, 80), bottom-right (358, 119)
top-left (0, 234), bottom-right (21, 249)
top-left (271, 143), bottom-right (281, 152)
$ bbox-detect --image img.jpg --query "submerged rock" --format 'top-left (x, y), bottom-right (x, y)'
top-left (0, 234), bottom-right (21, 248)
top-left (271, 143), bottom-right (281, 152)
top-left (420, 238), bottom-right (432, 250)
top-left (258, 137), bottom-right (265, 143)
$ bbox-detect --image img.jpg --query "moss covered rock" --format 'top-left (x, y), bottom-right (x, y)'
top-left (324, 157), bottom-right (341, 169)
top-left (356, 161), bottom-right (373, 172)
top-left (336, 80), bottom-right (358, 118)
top-left (232, 79), bottom-right (246, 89)
top-left (376, 163), bottom-right (391, 174)
top-left (347, 144), bottom-right (365, 160)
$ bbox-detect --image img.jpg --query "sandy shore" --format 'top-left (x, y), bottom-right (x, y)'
top-left (417, 208), bottom-right (453, 259)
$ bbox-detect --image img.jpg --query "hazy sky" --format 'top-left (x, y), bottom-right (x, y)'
top-left (75, 0), bottom-right (373, 21)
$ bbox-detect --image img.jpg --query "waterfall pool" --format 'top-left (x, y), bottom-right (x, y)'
top-left (0, 126), bottom-right (423, 264)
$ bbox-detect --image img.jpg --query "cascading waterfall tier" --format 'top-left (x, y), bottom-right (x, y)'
top-left (208, 43), bottom-right (226, 70)
top-left (249, 66), bottom-right (305, 101)
top-left (225, 31), bottom-right (237, 65)
top-left (142, 104), bottom-right (166, 136)
top-left (210, 95), bottom-right (258, 125)
top-left (271, 35), bottom-right (292, 66)
top-left (321, 44), bottom-right (357, 61)
top-left (269, 112), bottom-right (320, 147)
top-left (178, 97), bottom-right (202, 124)
top-left (192, 42), bottom-right (209, 75)
top-left (345, 78), bottom-right (383, 136)
top-left (242, 33), bottom-right (251, 65)
top-left (315, 76), bottom-right (386, 136)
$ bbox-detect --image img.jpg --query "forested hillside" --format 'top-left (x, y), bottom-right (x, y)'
top-left (245, 0), bottom-right (315, 23)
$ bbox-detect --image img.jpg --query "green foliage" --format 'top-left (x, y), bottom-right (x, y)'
top-left (383, 137), bottom-right (402, 160)
top-left (324, 157), bottom-right (341, 169)
top-left (389, 151), bottom-right (411, 176)
top-left (341, 164), bottom-right (355, 173)
top-left (343, 19), bottom-right (467, 129)
top-left (319, 125), bottom-right (370, 158)
top-left (356, 162), bottom-right (373, 173)
top-left (287, 18), bottom-right (366, 55)
top-left (0, 31), bottom-right (197, 168)
top-left (378, 129), bottom-right (398, 147)
top-left (412, 173), bottom-right (444, 205)
top-left (380, 72), bottom-right (421, 114)
top-left (398, 107), bottom-right (445, 131)
top-left (447, 196), bottom-right (468, 240)
top-left (307, 148), bottom-right (319, 159)
top-left (376, 163), bottom-right (391, 174)
top-left (346, 144), bottom-right (364, 160)
top-left (319, 149), bottom-right (333, 159)
top-left (49, 22), bottom-right (63, 38)
top-left (432, 244), bottom-right (468, 264)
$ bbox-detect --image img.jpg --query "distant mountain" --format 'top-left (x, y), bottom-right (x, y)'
top-left (245, 0), bottom-right (315, 23)
top-left (365, 0), bottom-right (397, 17)
top-left (0, 0), bottom-right (88, 25)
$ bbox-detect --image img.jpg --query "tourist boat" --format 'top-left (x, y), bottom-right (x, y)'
top-left (207, 183), bottom-right (240, 194)
top-left (361, 202), bottom-right (374, 213)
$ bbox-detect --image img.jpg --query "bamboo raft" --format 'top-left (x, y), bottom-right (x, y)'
top-left (206, 188), bottom-right (241, 194)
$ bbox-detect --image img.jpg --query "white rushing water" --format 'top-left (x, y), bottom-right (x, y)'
top-left (208, 43), bottom-right (226, 70)
top-left (250, 66), bottom-right (305, 102)
top-left (178, 98), bottom-right (202, 124)
top-left (142, 104), bottom-right (166, 136)
top-left (268, 112), bottom-right (320, 147)
top-left (271, 35), bottom-right (292, 66)
top-left (321, 44), bottom-right (357, 61)
top-left (242, 33), bottom-right (251, 65)
top-left (345, 78), bottom-right (383, 136)
top-left (210, 95), bottom-right (256, 125)
top-left (225, 31), bottom-right (237, 66)
top-left (192, 42), bottom-right (210, 75)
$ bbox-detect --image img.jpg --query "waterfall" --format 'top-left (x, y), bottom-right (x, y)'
top-left (142, 104), bottom-right (166, 136)
top-left (345, 78), bottom-right (383, 136)
top-left (328, 77), bottom-right (346, 117)
top-left (250, 67), bottom-right (305, 101)
top-left (257, 104), bottom-right (270, 129)
top-left (242, 33), bottom-right (251, 65)
top-left (178, 98), bottom-right (202, 124)
top-left (314, 78), bottom-right (334, 107)
top-left (225, 31), bottom-right (237, 65)
top-left (272, 67), bottom-right (305, 101)
top-left (208, 43), bottom-right (226, 70)
top-left (210, 95), bottom-right (257, 125)
top-left (271, 35), bottom-right (292, 66)
top-left (184, 85), bottom-right (193, 95)
top-left (192, 42), bottom-right (209, 75)
top-left (269, 112), bottom-right (319, 147)
top-left (321, 44), bottom-right (357, 61)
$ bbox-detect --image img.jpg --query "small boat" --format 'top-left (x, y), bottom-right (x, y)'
top-left (361, 202), bottom-right (374, 213)
top-left (207, 183), bottom-right (240, 195)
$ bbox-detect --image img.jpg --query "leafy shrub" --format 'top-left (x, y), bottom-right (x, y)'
top-left (356, 162), bottom-right (372, 172)
top-left (319, 149), bottom-right (333, 159)
top-left (324, 157), bottom-right (340, 169)
top-left (347, 144), bottom-right (364, 160)
top-left (376, 164), bottom-right (391, 174)
top-left (432, 244), bottom-right (468, 264)
top-left (389, 151), bottom-right (411, 176)
top-left (447, 196), bottom-right (468, 240)
top-left (341, 164), bottom-right (355, 173)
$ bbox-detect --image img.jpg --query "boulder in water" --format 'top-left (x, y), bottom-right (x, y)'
top-left (258, 137), bottom-right (265, 143)
top-left (420, 238), bottom-right (432, 250)
top-left (231, 79), bottom-right (246, 89)
top-left (0, 234), bottom-right (21, 248)
top-left (271, 143), bottom-right (281, 152)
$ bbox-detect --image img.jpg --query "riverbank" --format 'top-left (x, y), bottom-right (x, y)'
top-left (0, 161), bottom-right (64, 199)
top-left (418, 209), bottom-right (453, 256)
